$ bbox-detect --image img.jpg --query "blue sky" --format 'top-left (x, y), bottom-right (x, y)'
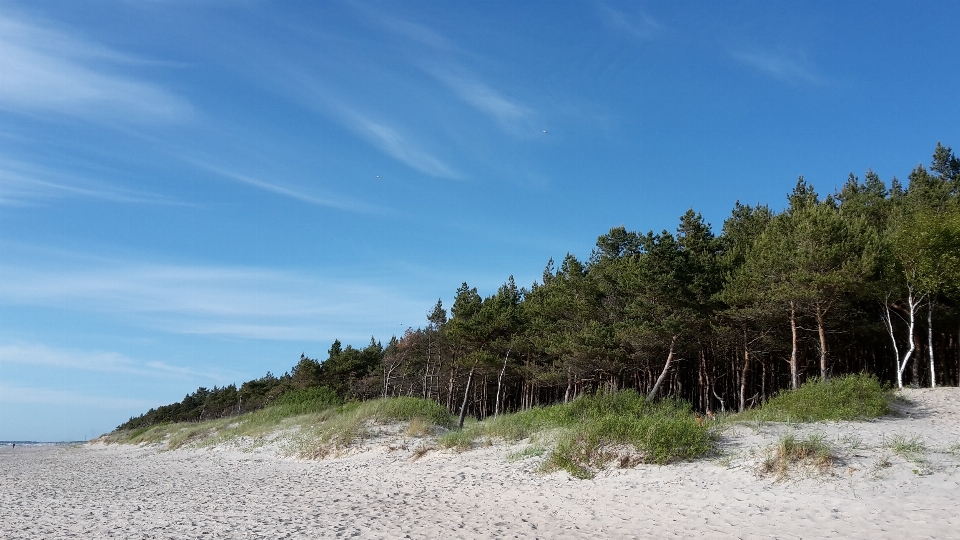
top-left (1, 1), bottom-right (957, 441)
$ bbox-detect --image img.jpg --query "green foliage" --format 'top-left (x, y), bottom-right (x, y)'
top-left (888, 202), bottom-right (960, 297)
top-left (738, 374), bottom-right (890, 423)
top-left (545, 393), bottom-right (713, 477)
top-left (358, 396), bottom-right (453, 426)
top-left (260, 387), bottom-right (342, 419)
top-left (117, 143), bottom-right (958, 445)
top-left (440, 390), bottom-right (714, 478)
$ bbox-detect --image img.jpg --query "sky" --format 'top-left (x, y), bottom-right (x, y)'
top-left (1, 0), bottom-right (958, 441)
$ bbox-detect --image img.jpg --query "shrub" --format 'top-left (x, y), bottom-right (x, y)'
top-left (268, 386), bottom-right (342, 417)
top-left (545, 394), bottom-right (713, 477)
top-left (740, 373), bottom-right (890, 423)
top-left (440, 390), bottom-right (714, 478)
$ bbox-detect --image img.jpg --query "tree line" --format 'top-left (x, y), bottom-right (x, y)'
top-left (119, 143), bottom-right (960, 430)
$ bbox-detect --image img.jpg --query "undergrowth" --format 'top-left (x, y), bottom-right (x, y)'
top-left (107, 389), bottom-right (714, 478)
top-left (108, 387), bottom-right (343, 449)
top-left (292, 397), bottom-right (453, 459)
top-left (440, 390), bottom-right (715, 478)
top-left (736, 373), bottom-right (891, 423)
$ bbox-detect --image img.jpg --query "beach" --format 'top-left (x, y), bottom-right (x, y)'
top-left (2, 388), bottom-right (958, 539)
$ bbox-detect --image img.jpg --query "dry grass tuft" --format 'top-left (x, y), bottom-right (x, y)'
top-left (759, 433), bottom-right (835, 481)
top-left (410, 445), bottom-right (436, 461)
top-left (407, 417), bottom-right (435, 437)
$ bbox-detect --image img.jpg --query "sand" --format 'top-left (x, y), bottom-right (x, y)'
top-left (2, 388), bottom-right (958, 539)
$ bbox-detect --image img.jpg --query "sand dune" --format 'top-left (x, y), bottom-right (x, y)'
top-left (2, 388), bottom-right (958, 539)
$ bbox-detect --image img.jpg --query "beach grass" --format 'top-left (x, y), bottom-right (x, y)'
top-left (440, 390), bottom-right (715, 478)
top-left (291, 397), bottom-right (453, 458)
top-left (883, 434), bottom-right (925, 458)
top-left (107, 387), bottom-right (343, 449)
top-left (759, 433), bottom-right (836, 480)
top-left (735, 373), bottom-right (891, 423)
top-left (108, 392), bottom-right (453, 454)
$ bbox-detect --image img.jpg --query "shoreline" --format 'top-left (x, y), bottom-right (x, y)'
top-left (2, 388), bottom-right (958, 539)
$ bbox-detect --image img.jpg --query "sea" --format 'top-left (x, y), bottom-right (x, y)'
top-left (0, 441), bottom-right (87, 447)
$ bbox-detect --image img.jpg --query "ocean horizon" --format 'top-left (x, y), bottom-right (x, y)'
top-left (1, 441), bottom-right (87, 447)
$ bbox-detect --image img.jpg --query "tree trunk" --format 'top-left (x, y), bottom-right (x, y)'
top-left (712, 388), bottom-right (726, 413)
top-left (928, 299), bottom-right (936, 388)
top-left (739, 327), bottom-right (751, 412)
top-left (886, 288), bottom-right (919, 389)
top-left (423, 340), bottom-right (431, 400)
top-left (761, 356), bottom-right (767, 403)
top-left (494, 349), bottom-right (510, 417)
top-left (816, 304), bottom-right (828, 380)
top-left (647, 336), bottom-right (677, 401)
top-left (446, 366), bottom-right (457, 412)
top-left (789, 301), bottom-right (799, 390)
top-left (457, 362), bottom-right (478, 429)
top-left (883, 296), bottom-right (903, 388)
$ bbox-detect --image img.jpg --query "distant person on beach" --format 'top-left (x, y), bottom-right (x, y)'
top-left (11, 443), bottom-right (14, 449)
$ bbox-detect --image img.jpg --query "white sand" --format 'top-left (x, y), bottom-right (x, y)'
top-left (2, 388), bottom-right (958, 539)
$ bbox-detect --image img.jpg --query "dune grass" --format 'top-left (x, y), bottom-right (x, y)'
top-left (883, 434), bottom-right (926, 460)
top-left (759, 433), bottom-right (836, 480)
top-left (440, 390), bottom-right (715, 478)
top-left (108, 390), bottom-right (454, 455)
top-left (735, 373), bottom-right (891, 424)
top-left (108, 387), bottom-right (344, 449)
top-left (290, 397), bottom-right (453, 459)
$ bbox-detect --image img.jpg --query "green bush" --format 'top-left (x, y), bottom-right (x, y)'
top-left (266, 387), bottom-right (342, 418)
top-left (546, 393), bottom-right (713, 476)
top-left (740, 373), bottom-right (890, 423)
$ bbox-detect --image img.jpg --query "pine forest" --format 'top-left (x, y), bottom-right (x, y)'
top-left (119, 143), bottom-right (960, 430)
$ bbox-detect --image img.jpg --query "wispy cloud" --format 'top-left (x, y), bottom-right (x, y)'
top-left (0, 259), bottom-right (426, 342)
top-left (0, 157), bottom-right (182, 206)
top-left (0, 383), bottom-right (153, 409)
top-left (336, 105), bottom-right (462, 179)
top-left (0, 10), bottom-right (193, 123)
top-left (188, 160), bottom-right (384, 214)
top-left (379, 16), bottom-right (457, 51)
top-left (259, 63), bottom-right (461, 180)
top-left (0, 342), bottom-right (216, 381)
top-left (732, 49), bottom-right (824, 86)
top-left (601, 5), bottom-right (662, 40)
top-left (427, 68), bottom-right (534, 133)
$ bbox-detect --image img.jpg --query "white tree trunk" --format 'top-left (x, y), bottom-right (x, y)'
top-left (890, 288), bottom-right (921, 389)
top-left (493, 349), bottom-right (510, 417)
top-left (789, 301), bottom-right (799, 390)
top-left (457, 363), bottom-right (478, 429)
top-left (647, 336), bottom-right (677, 401)
top-left (928, 299), bottom-right (936, 388)
top-left (882, 297), bottom-right (903, 388)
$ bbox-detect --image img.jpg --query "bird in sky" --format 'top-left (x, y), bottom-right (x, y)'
top-left (376, 175), bottom-right (381, 179)
top-left (542, 130), bottom-right (547, 134)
